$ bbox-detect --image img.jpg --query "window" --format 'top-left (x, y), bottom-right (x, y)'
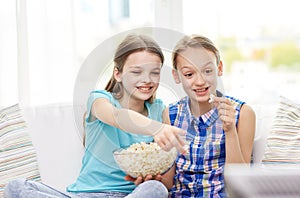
top-left (1, 0), bottom-right (299, 107)
top-left (182, 0), bottom-right (300, 105)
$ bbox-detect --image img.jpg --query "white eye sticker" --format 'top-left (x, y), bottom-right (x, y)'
top-left (208, 94), bottom-right (215, 103)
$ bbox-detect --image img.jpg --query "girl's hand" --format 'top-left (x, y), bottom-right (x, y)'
top-left (213, 97), bottom-right (236, 133)
top-left (124, 174), bottom-right (162, 186)
top-left (153, 124), bottom-right (187, 154)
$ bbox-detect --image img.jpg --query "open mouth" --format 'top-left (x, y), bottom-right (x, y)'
top-left (193, 87), bottom-right (209, 94)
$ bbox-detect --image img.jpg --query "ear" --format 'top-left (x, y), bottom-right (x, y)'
top-left (114, 67), bottom-right (122, 82)
top-left (217, 61), bottom-right (223, 76)
top-left (172, 69), bottom-right (181, 84)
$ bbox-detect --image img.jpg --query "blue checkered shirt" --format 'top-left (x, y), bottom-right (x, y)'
top-left (169, 96), bottom-right (244, 198)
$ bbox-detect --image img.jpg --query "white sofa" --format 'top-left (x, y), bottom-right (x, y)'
top-left (22, 102), bottom-right (276, 191)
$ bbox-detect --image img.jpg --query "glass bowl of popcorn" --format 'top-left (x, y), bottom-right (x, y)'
top-left (113, 142), bottom-right (178, 178)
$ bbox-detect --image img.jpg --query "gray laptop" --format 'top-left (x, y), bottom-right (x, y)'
top-left (224, 164), bottom-right (300, 198)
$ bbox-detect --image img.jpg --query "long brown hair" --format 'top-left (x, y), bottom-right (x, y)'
top-left (105, 33), bottom-right (164, 103)
top-left (172, 35), bottom-right (220, 70)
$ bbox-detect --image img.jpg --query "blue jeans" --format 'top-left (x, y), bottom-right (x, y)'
top-left (4, 179), bottom-right (168, 198)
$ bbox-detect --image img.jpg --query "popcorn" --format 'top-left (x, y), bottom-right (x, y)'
top-left (208, 94), bottom-right (215, 103)
top-left (113, 142), bottom-right (177, 178)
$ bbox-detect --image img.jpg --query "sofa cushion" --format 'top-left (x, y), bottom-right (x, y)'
top-left (22, 103), bottom-right (85, 191)
top-left (0, 104), bottom-right (41, 196)
top-left (262, 96), bottom-right (300, 164)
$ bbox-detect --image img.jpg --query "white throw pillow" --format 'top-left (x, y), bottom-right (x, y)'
top-left (262, 96), bottom-right (300, 164)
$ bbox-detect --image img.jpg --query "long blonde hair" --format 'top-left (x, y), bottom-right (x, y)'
top-left (105, 34), bottom-right (164, 103)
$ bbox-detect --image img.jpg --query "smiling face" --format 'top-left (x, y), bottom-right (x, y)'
top-left (173, 47), bottom-right (223, 104)
top-left (114, 50), bottom-right (162, 103)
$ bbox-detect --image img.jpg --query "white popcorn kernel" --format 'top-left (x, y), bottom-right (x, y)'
top-left (208, 94), bottom-right (215, 103)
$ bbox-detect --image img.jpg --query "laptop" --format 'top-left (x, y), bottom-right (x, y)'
top-left (224, 164), bottom-right (300, 198)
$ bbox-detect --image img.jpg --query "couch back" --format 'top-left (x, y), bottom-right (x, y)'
top-left (22, 103), bottom-right (85, 191)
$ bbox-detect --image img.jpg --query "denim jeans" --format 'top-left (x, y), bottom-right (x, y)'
top-left (4, 179), bottom-right (168, 198)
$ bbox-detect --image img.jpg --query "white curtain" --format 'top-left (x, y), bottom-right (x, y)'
top-left (0, 1), bottom-right (18, 106)
top-left (19, 0), bottom-right (77, 106)
top-left (0, 0), bottom-right (112, 107)
top-left (0, 0), bottom-right (78, 107)
top-left (0, 0), bottom-right (160, 107)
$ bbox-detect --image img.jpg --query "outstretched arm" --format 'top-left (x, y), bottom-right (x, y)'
top-left (91, 98), bottom-right (186, 153)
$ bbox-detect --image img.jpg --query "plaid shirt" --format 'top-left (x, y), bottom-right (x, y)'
top-left (169, 96), bottom-right (244, 198)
